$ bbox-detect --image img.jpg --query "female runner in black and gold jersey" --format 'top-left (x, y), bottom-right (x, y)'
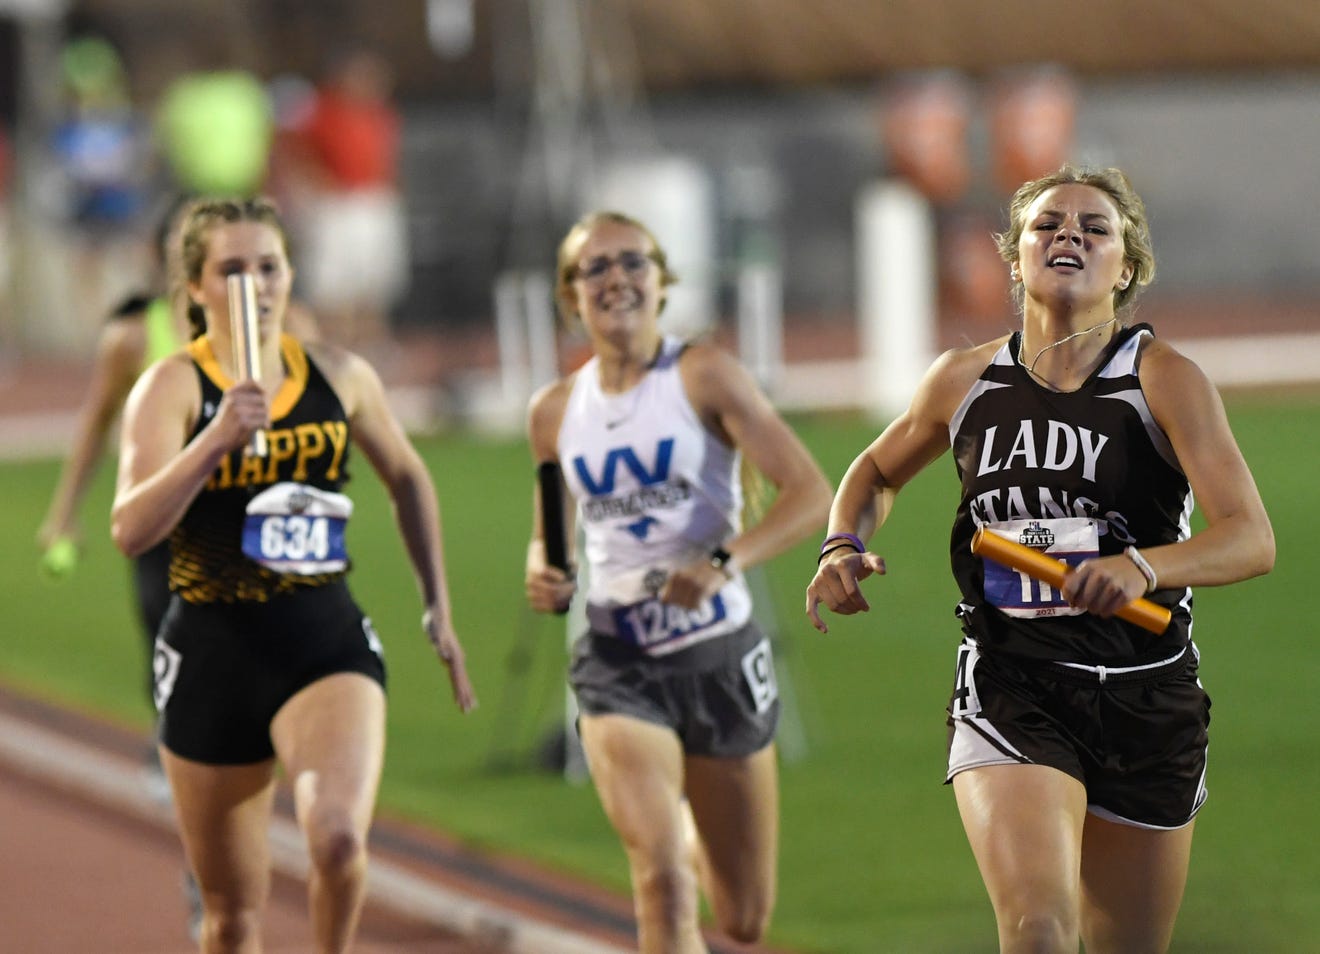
top-left (112, 197), bottom-right (475, 953)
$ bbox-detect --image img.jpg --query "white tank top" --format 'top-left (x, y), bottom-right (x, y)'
top-left (558, 336), bottom-right (751, 655)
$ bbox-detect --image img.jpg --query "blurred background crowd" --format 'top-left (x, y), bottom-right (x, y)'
top-left (0, 0), bottom-right (1316, 429)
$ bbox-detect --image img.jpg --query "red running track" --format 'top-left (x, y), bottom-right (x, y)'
top-left (0, 684), bottom-right (790, 954)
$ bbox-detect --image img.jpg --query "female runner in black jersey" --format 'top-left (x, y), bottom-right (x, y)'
top-left (112, 197), bottom-right (475, 953)
top-left (39, 195), bottom-right (319, 706)
top-left (805, 166), bottom-right (1273, 954)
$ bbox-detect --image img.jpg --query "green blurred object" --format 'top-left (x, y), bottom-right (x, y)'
top-left (60, 36), bottom-right (128, 107)
top-left (156, 70), bottom-right (273, 197)
top-left (40, 536), bottom-right (79, 580)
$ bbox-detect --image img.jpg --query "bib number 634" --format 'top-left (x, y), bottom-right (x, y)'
top-left (241, 481), bottom-right (352, 574)
top-left (259, 514), bottom-right (330, 562)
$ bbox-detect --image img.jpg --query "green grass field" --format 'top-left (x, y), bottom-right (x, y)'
top-left (2, 395), bottom-right (1316, 953)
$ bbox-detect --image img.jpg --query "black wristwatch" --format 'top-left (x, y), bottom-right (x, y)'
top-left (710, 546), bottom-right (737, 578)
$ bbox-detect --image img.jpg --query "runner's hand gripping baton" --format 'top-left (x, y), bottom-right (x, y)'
top-left (971, 527), bottom-right (1171, 634)
top-left (227, 273), bottom-right (267, 457)
top-left (537, 461), bottom-right (571, 615)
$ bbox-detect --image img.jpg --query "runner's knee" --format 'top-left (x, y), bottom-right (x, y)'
top-left (631, 855), bottom-right (701, 928)
top-left (203, 906), bottom-right (261, 950)
top-left (713, 897), bottom-right (772, 945)
top-left (1002, 909), bottom-right (1077, 951)
top-left (303, 811), bottom-right (367, 878)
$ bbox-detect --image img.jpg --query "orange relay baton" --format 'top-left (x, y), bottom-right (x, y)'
top-left (971, 526), bottom-right (1171, 635)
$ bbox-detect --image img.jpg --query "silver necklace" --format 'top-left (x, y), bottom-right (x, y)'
top-left (600, 339), bottom-right (665, 429)
top-left (1018, 317), bottom-right (1119, 382)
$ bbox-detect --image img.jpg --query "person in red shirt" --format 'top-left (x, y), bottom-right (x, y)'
top-left (289, 49), bottom-right (409, 357)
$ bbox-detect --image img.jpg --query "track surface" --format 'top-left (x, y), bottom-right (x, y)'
top-left (0, 684), bottom-right (791, 953)
top-left (0, 767), bottom-right (485, 954)
top-left (0, 684), bottom-right (628, 953)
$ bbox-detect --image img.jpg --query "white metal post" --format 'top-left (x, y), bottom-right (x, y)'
top-left (856, 179), bottom-right (937, 421)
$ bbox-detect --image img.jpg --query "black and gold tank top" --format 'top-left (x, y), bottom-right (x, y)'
top-left (169, 334), bottom-right (353, 603)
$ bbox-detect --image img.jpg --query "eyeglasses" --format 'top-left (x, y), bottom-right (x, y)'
top-left (573, 250), bottom-right (658, 282)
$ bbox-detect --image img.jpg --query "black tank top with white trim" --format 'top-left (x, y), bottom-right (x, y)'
top-left (948, 323), bottom-right (1193, 665)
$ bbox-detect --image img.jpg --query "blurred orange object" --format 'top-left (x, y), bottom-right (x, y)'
top-left (988, 66), bottom-right (1078, 195)
top-left (881, 72), bottom-right (972, 206)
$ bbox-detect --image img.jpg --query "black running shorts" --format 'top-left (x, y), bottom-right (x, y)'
top-left (945, 638), bottom-right (1210, 829)
top-left (154, 581), bottom-right (387, 765)
top-left (132, 540), bottom-right (173, 702)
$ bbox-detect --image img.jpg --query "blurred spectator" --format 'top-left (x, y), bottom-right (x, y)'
top-left (264, 71), bottom-right (317, 214)
top-left (287, 48), bottom-right (409, 357)
top-left (53, 36), bottom-right (150, 229)
top-left (50, 35), bottom-right (153, 340)
top-left (155, 65), bottom-right (272, 197)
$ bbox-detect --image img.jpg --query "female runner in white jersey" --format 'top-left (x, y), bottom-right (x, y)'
top-left (806, 166), bottom-right (1274, 953)
top-left (525, 211), bottom-right (831, 953)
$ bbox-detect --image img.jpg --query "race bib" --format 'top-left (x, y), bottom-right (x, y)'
top-left (740, 637), bottom-right (778, 714)
top-left (980, 517), bottom-right (1099, 619)
top-left (152, 638), bottom-right (182, 713)
top-left (241, 482), bottom-right (352, 575)
top-left (611, 594), bottom-right (728, 651)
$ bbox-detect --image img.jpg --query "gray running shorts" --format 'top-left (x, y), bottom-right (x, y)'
top-left (569, 620), bottom-right (779, 758)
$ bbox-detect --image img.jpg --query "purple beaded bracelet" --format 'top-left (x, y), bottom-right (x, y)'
top-left (820, 532), bottom-right (866, 556)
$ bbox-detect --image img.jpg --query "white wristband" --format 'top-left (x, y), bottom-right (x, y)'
top-left (1124, 546), bottom-right (1158, 594)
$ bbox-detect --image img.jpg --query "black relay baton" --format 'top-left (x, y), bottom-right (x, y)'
top-left (537, 461), bottom-right (571, 615)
